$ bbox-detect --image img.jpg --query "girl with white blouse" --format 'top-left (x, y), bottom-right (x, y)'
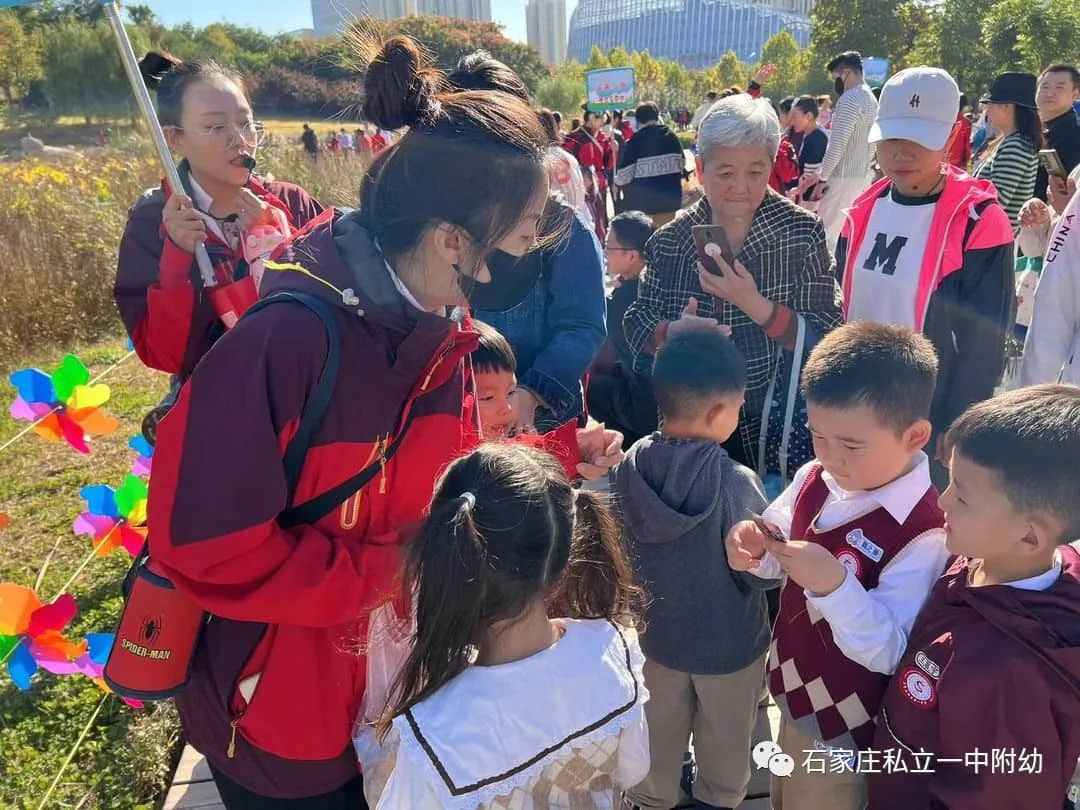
top-left (355, 443), bottom-right (650, 810)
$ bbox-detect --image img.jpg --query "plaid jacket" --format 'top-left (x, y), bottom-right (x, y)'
top-left (623, 191), bottom-right (842, 464)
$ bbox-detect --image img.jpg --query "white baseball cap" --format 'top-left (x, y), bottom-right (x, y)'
top-left (869, 66), bottom-right (960, 151)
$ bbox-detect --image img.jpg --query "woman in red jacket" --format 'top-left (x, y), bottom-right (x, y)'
top-left (114, 54), bottom-right (323, 382)
top-left (146, 34), bottom-right (621, 808)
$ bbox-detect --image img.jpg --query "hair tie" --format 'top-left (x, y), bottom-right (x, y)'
top-left (459, 491), bottom-right (476, 512)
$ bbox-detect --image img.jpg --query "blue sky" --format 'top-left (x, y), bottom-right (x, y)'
top-left (143, 0), bottom-right (577, 44)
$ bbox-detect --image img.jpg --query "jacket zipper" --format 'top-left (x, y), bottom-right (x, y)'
top-left (919, 190), bottom-right (977, 330)
top-left (376, 434), bottom-right (389, 494)
top-left (420, 341), bottom-right (456, 391)
top-left (227, 713), bottom-right (243, 758)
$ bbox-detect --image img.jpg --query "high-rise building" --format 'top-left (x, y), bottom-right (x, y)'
top-left (421, 0), bottom-right (491, 19)
top-left (568, 0), bottom-right (816, 68)
top-left (527, 0), bottom-right (567, 65)
top-left (311, 0), bottom-right (490, 38)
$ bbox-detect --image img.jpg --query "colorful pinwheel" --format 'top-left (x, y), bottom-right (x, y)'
top-left (0, 584), bottom-right (85, 690)
top-left (129, 435), bottom-right (154, 477)
top-left (73, 475), bottom-right (148, 558)
top-left (0, 587), bottom-right (142, 707)
top-left (9, 355), bottom-right (118, 454)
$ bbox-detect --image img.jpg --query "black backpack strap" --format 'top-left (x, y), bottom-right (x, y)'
top-left (242, 291), bottom-right (341, 501)
top-left (278, 407), bottom-right (417, 529)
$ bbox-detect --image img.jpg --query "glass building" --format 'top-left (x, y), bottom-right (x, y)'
top-left (568, 0), bottom-right (813, 68)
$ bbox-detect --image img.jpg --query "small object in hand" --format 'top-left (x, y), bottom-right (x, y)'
top-left (1038, 148), bottom-right (1068, 179)
top-left (751, 513), bottom-right (786, 544)
top-left (691, 225), bottom-right (734, 276)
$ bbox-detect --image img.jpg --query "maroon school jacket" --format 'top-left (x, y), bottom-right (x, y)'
top-left (870, 544), bottom-right (1080, 810)
top-left (114, 177), bottom-right (323, 378)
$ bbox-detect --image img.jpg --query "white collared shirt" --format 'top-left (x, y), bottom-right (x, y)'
top-left (753, 454), bottom-right (951, 675)
top-left (982, 549), bottom-right (1063, 591)
top-left (186, 174), bottom-right (231, 246)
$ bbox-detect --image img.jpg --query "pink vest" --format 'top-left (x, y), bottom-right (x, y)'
top-left (768, 465), bottom-right (943, 749)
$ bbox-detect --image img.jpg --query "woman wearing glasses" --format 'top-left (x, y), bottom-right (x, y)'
top-left (115, 54), bottom-right (323, 381)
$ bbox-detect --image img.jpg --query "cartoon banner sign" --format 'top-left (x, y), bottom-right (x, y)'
top-left (863, 58), bottom-right (890, 89)
top-left (586, 68), bottom-right (636, 112)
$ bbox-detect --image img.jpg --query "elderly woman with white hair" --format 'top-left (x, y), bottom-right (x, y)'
top-left (624, 94), bottom-right (842, 470)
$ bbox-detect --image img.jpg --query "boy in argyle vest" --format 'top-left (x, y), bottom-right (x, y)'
top-left (727, 322), bottom-right (950, 810)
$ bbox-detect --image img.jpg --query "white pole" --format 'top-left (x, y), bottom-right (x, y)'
top-left (101, 0), bottom-right (217, 287)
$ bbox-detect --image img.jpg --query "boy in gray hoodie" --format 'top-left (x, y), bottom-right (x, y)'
top-left (616, 331), bottom-right (777, 810)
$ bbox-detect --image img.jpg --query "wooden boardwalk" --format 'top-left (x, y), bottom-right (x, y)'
top-left (165, 701), bottom-right (781, 809)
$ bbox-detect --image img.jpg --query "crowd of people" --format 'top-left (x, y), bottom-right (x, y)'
top-left (108, 33), bottom-right (1080, 810)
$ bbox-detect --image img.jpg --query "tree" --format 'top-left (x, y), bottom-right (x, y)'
top-left (710, 51), bottom-right (748, 90)
top-left (757, 30), bottom-right (808, 98)
top-left (606, 46), bottom-right (632, 68)
top-left (534, 74), bottom-right (582, 115)
top-left (982, 0), bottom-right (1080, 77)
top-left (371, 16), bottom-right (549, 94)
top-left (40, 18), bottom-right (146, 122)
top-left (586, 45), bottom-right (609, 71)
top-left (0, 11), bottom-right (43, 103)
top-left (811, 0), bottom-right (903, 64)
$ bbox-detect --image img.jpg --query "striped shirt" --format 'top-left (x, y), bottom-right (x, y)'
top-left (973, 133), bottom-right (1038, 234)
top-left (819, 84), bottom-right (878, 181)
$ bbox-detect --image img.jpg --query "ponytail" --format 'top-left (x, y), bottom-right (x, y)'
top-left (378, 492), bottom-right (484, 738)
top-left (548, 490), bottom-right (644, 627)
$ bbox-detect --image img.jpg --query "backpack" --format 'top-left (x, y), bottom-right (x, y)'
top-left (109, 291), bottom-right (414, 700)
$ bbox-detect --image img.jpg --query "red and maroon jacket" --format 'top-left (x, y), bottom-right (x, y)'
top-left (114, 176), bottom-right (323, 379)
top-left (565, 127), bottom-right (615, 192)
top-left (768, 464), bottom-right (943, 750)
top-left (148, 209), bottom-right (580, 798)
top-left (870, 545), bottom-right (1080, 810)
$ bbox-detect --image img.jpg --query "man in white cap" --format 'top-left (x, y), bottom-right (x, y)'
top-left (836, 66), bottom-right (1015, 485)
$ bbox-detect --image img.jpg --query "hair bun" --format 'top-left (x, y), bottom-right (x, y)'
top-left (363, 35), bottom-right (442, 131)
top-left (139, 51), bottom-right (181, 91)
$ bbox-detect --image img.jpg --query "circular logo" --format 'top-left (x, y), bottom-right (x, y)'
top-left (835, 549), bottom-right (862, 578)
top-left (900, 666), bottom-right (937, 708)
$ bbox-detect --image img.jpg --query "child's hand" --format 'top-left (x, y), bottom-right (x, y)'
top-left (575, 421), bottom-right (623, 479)
top-left (763, 537), bottom-right (847, 596)
top-left (726, 520), bottom-right (766, 571)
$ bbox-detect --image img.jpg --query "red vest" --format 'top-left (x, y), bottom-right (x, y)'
top-left (768, 464), bottom-right (943, 749)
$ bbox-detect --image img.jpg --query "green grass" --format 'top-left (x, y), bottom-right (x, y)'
top-left (0, 337), bottom-right (178, 810)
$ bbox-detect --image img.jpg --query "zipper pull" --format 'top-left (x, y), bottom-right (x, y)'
top-left (378, 435), bottom-right (388, 494)
top-left (227, 718), bottom-right (240, 759)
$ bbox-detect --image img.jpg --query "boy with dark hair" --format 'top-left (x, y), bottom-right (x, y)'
top-left (590, 211), bottom-right (660, 443)
top-left (728, 321), bottom-right (951, 810)
top-left (616, 330), bottom-right (776, 810)
top-left (870, 384), bottom-right (1080, 810)
top-left (790, 95), bottom-right (828, 203)
top-left (613, 102), bottom-right (684, 225)
top-left (471, 320), bottom-right (519, 441)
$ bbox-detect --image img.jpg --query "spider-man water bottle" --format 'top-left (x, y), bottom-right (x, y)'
top-left (103, 557), bottom-right (205, 700)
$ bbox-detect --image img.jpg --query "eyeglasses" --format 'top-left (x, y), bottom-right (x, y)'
top-left (171, 120), bottom-right (265, 151)
top-left (604, 245), bottom-right (636, 253)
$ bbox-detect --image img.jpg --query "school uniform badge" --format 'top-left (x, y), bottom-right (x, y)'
top-left (835, 549), bottom-right (862, 578)
top-left (845, 529), bottom-right (884, 561)
top-left (900, 665), bottom-right (937, 708)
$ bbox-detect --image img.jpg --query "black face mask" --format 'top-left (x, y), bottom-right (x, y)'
top-left (464, 249), bottom-right (544, 313)
top-left (834, 75), bottom-right (846, 96)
